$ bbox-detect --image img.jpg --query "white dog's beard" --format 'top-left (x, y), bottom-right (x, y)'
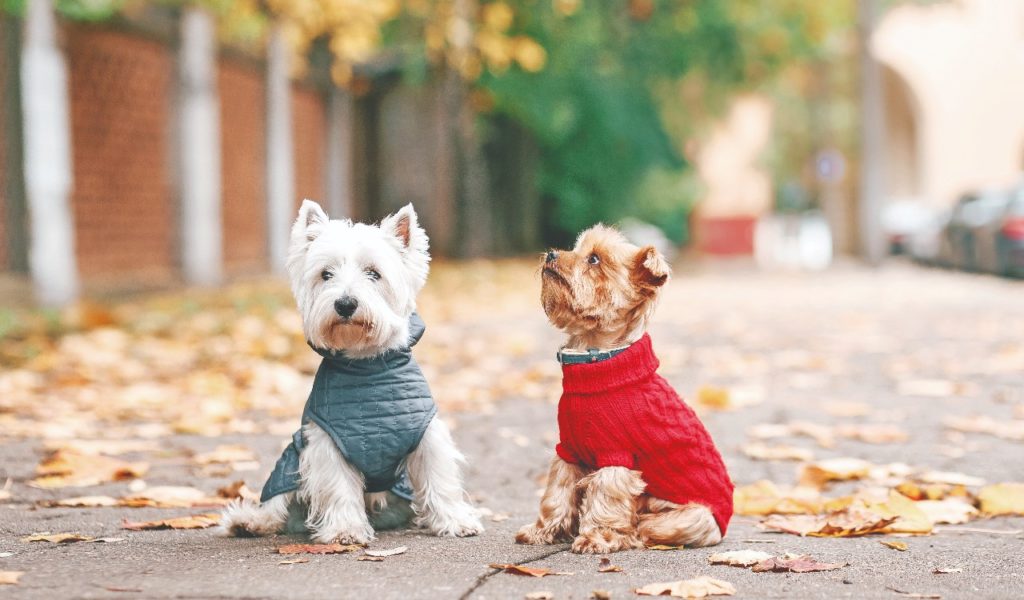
top-left (303, 295), bottom-right (409, 357)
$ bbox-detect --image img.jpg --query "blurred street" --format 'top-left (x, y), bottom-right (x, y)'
top-left (1, 260), bottom-right (1022, 599)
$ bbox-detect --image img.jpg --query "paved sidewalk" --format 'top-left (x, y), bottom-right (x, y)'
top-left (1, 262), bottom-right (1023, 599)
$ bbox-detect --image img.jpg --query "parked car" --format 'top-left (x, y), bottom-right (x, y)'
top-left (991, 182), bottom-right (1024, 276)
top-left (938, 191), bottom-right (1010, 271)
top-left (907, 209), bottom-right (950, 265)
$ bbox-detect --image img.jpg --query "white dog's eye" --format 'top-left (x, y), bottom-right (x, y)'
top-left (321, 270), bottom-right (333, 281)
top-left (588, 253), bottom-right (600, 265)
top-left (365, 268), bottom-right (381, 281)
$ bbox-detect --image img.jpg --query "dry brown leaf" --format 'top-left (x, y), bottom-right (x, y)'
top-left (646, 544), bottom-right (684, 550)
top-left (0, 571), bottom-right (24, 586)
top-left (707, 550), bottom-right (773, 567)
top-left (364, 546), bottom-right (407, 558)
top-left (591, 590), bottom-right (611, 600)
top-left (915, 499), bottom-right (977, 525)
top-left (977, 483), bottom-right (1024, 515)
top-left (278, 558), bottom-right (310, 565)
top-left (121, 513), bottom-right (220, 530)
top-left (525, 593), bottom-right (554, 600)
top-left (0, 490), bottom-right (11, 502)
top-left (799, 458), bottom-right (872, 489)
top-left (489, 564), bottom-right (567, 578)
top-left (635, 575), bottom-right (735, 598)
top-left (216, 480), bottom-right (260, 501)
top-left (861, 490), bottom-right (933, 535)
top-left (881, 540), bottom-right (908, 551)
top-left (31, 449), bottom-right (148, 488)
top-left (43, 495), bottom-right (119, 508)
top-left (357, 556), bottom-right (385, 562)
top-left (277, 543), bottom-right (362, 555)
top-left (597, 557), bottom-right (622, 573)
top-left (733, 480), bottom-right (823, 516)
top-left (120, 486), bottom-right (231, 508)
top-left (740, 443), bottom-right (814, 462)
top-left (761, 506), bottom-right (896, 538)
top-left (932, 567), bottom-right (962, 574)
top-left (193, 444), bottom-right (258, 465)
top-left (750, 554), bottom-right (847, 573)
top-left (21, 532), bottom-right (95, 543)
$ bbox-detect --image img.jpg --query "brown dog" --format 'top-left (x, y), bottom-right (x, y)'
top-left (516, 225), bottom-right (733, 554)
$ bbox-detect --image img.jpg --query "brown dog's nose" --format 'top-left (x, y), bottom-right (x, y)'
top-left (545, 251), bottom-right (558, 263)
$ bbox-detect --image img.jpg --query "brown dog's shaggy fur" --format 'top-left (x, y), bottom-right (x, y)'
top-left (517, 225), bottom-right (722, 553)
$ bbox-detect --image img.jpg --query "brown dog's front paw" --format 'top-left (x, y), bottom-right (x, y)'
top-left (515, 523), bottom-right (569, 545)
top-left (571, 530), bottom-right (642, 554)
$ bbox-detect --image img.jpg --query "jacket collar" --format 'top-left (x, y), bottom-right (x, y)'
top-left (560, 333), bottom-right (660, 394)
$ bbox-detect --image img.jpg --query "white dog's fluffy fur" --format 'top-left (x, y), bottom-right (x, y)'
top-left (221, 200), bottom-right (483, 542)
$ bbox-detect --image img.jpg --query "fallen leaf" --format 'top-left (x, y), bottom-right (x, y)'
top-left (120, 486), bottom-right (232, 508)
top-left (740, 443), bottom-right (814, 462)
top-left (525, 593), bottom-right (553, 600)
top-left (364, 546), bottom-right (407, 558)
top-left (646, 544), bottom-right (684, 550)
top-left (21, 532), bottom-right (95, 543)
top-left (43, 495), bottom-right (119, 508)
top-left (897, 379), bottom-right (959, 397)
top-left (748, 421), bottom-right (835, 448)
top-left (598, 557), bottom-right (622, 572)
top-left (943, 415), bottom-right (1024, 441)
top-left (799, 458), bottom-right (872, 489)
top-left (31, 449), bottom-right (148, 488)
top-left (835, 424), bottom-right (909, 444)
top-left (917, 471), bottom-right (985, 487)
top-left (761, 506), bottom-right (897, 537)
top-left (733, 480), bottom-right (823, 516)
top-left (635, 575), bottom-right (735, 597)
top-left (696, 386), bottom-right (731, 410)
top-left (0, 490), bottom-right (10, 501)
top-left (932, 567), bottom-right (961, 574)
top-left (0, 571), bottom-right (24, 585)
top-left (707, 550), bottom-right (773, 567)
top-left (121, 513), bottom-right (220, 530)
top-left (0, 552), bottom-right (12, 558)
top-left (591, 590), bottom-right (611, 600)
top-left (977, 483), bottom-right (1024, 515)
top-left (915, 499), bottom-right (977, 525)
top-left (103, 585), bottom-right (143, 593)
top-left (822, 401), bottom-right (872, 417)
top-left (193, 444), bottom-right (258, 465)
top-left (887, 586), bottom-right (942, 598)
top-left (861, 490), bottom-right (933, 534)
top-left (43, 439), bottom-right (158, 456)
top-left (278, 558), bottom-right (310, 565)
top-left (490, 513), bottom-right (510, 522)
top-left (277, 543), bottom-right (362, 555)
top-left (356, 555), bottom-right (384, 562)
top-left (751, 554), bottom-right (847, 573)
top-left (489, 564), bottom-right (566, 578)
top-left (216, 480), bottom-right (259, 501)
top-left (880, 540), bottom-right (908, 551)
top-left (90, 537), bottom-right (125, 543)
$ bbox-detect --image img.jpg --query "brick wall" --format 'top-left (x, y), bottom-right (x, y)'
top-left (292, 84), bottom-right (325, 211)
top-left (66, 24), bottom-right (176, 279)
top-left (219, 58), bottom-right (267, 274)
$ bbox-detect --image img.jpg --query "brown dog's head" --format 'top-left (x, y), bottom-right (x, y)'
top-left (540, 224), bottom-right (670, 348)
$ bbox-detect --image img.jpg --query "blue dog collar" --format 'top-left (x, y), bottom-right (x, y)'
top-left (556, 343), bottom-right (632, 365)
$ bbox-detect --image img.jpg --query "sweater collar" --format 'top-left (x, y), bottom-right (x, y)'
top-left (560, 333), bottom-right (660, 394)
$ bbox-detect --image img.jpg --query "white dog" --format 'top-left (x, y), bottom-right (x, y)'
top-left (221, 200), bottom-right (483, 543)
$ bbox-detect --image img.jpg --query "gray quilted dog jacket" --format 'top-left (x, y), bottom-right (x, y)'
top-left (260, 313), bottom-right (437, 502)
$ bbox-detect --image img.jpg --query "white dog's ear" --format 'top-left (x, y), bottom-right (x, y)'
top-left (381, 204), bottom-right (428, 254)
top-left (294, 199), bottom-right (329, 243)
top-left (381, 203), bottom-right (430, 282)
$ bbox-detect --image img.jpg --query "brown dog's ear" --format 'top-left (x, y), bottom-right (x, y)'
top-left (632, 246), bottom-right (671, 289)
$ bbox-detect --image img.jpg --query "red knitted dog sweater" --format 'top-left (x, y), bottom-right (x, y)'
top-left (555, 334), bottom-right (734, 535)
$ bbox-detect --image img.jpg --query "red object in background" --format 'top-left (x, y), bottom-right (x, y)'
top-left (1002, 217), bottom-right (1024, 241)
top-left (694, 215), bottom-right (757, 256)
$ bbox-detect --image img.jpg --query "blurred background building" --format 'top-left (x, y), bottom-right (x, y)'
top-left (1, 0), bottom-right (1022, 306)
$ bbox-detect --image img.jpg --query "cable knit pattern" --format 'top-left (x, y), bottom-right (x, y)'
top-left (555, 334), bottom-right (734, 535)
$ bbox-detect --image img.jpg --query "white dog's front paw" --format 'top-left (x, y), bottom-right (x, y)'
top-left (418, 504), bottom-right (485, 537)
top-left (311, 522), bottom-right (375, 545)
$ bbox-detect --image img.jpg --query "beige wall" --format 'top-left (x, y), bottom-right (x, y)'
top-left (874, 0), bottom-right (1024, 208)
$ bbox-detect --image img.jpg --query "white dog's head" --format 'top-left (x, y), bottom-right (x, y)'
top-left (287, 200), bottom-right (430, 358)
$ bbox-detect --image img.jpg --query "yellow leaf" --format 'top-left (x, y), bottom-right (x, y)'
top-left (881, 540), bottom-right (908, 551)
top-left (978, 483), bottom-right (1024, 515)
top-left (635, 576), bottom-right (736, 598)
top-left (0, 571), bottom-right (24, 585)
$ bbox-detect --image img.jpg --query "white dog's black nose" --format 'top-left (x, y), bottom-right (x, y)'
top-left (334, 296), bottom-right (358, 319)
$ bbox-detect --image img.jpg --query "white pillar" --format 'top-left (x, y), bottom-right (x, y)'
top-left (178, 7), bottom-right (222, 285)
top-left (21, 0), bottom-right (78, 306)
top-left (858, 0), bottom-right (887, 265)
top-left (266, 22), bottom-right (294, 274)
top-left (325, 85), bottom-right (353, 219)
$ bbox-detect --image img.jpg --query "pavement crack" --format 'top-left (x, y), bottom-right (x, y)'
top-left (458, 546), bottom-right (569, 600)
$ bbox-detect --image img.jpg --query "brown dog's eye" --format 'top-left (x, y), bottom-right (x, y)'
top-left (321, 270), bottom-right (333, 281)
top-left (588, 253), bottom-right (600, 265)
